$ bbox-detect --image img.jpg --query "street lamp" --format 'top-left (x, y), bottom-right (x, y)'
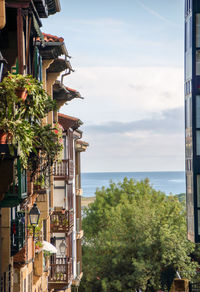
top-left (29, 203), bottom-right (40, 240)
top-left (59, 239), bottom-right (66, 256)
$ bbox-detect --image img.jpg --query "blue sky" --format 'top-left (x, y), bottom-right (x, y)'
top-left (42, 0), bottom-right (185, 172)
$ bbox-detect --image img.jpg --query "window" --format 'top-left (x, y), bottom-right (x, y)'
top-left (196, 130), bottom-right (200, 155)
top-left (197, 14), bottom-right (200, 47)
top-left (197, 50), bottom-right (200, 75)
top-left (185, 96), bottom-right (192, 128)
top-left (186, 49), bottom-right (192, 79)
top-left (197, 96), bottom-right (200, 127)
top-left (197, 176), bottom-right (200, 207)
top-left (198, 210), bottom-right (200, 235)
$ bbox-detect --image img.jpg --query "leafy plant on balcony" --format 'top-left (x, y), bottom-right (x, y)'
top-left (28, 124), bottom-right (63, 177)
top-left (64, 219), bottom-right (68, 226)
top-left (27, 219), bottom-right (42, 240)
top-left (34, 174), bottom-right (46, 189)
top-left (43, 251), bottom-right (51, 258)
top-left (35, 240), bottom-right (43, 250)
top-left (0, 73), bottom-right (62, 176)
top-left (52, 217), bottom-right (59, 226)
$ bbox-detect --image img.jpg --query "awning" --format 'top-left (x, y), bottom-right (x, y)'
top-left (42, 241), bottom-right (57, 253)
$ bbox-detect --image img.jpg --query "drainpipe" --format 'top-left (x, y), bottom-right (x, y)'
top-left (0, 0), bottom-right (6, 30)
top-left (61, 69), bottom-right (71, 85)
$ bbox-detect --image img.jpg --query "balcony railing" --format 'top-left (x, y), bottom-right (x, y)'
top-left (49, 257), bottom-right (73, 283)
top-left (53, 159), bottom-right (74, 182)
top-left (54, 159), bottom-right (67, 178)
top-left (11, 212), bottom-right (25, 256)
top-left (50, 209), bottom-right (74, 233)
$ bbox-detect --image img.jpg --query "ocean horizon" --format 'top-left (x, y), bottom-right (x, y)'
top-left (81, 171), bottom-right (186, 197)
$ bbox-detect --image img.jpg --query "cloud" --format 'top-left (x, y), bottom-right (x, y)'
top-left (60, 66), bottom-right (184, 172)
top-left (84, 107), bottom-right (184, 135)
top-left (62, 66), bottom-right (184, 124)
top-left (81, 128), bottom-right (184, 172)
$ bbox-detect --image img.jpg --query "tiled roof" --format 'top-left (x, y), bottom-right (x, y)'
top-left (47, 58), bottom-right (70, 73)
top-left (65, 87), bottom-right (77, 93)
top-left (65, 86), bottom-right (82, 98)
top-left (36, 32), bottom-right (69, 59)
top-left (42, 33), bottom-right (64, 43)
top-left (58, 113), bottom-right (83, 131)
top-left (53, 81), bottom-right (83, 105)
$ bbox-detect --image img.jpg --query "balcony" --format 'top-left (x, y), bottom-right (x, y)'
top-left (50, 210), bottom-right (74, 234)
top-left (53, 159), bottom-right (74, 182)
top-left (0, 158), bottom-right (27, 207)
top-left (48, 257), bottom-right (73, 290)
top-left (11, 212), bottom-right (25, 256)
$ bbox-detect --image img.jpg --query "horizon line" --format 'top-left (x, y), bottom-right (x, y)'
top-left (82, 170), bottom-right (185, 174)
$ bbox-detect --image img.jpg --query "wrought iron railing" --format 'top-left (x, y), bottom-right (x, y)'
top-left (50, 209), bottom-right (74, 233)
top-left (49, 257), bottom-right (73, 283)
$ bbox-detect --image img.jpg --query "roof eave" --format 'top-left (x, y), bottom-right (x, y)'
top-left (47, 0), bottom-right (61, 15)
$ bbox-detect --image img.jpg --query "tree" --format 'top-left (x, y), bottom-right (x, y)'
top-left (80, 178), bottom-right (197, 292)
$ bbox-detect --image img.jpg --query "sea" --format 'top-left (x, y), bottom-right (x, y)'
top-left (81, 171), bottom-right (185, 197)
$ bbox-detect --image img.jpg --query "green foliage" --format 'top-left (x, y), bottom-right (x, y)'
top-left (0, 73), bottom-right (62, 175)
top-left (80, 178), bottom-right (198, 292)
top-left (175, 193), bottom-right (186, 204)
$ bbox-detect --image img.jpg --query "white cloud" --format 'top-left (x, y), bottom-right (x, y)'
top-left (80, 131), bottom-right (184, 172)
top-left (59, 65), bottom-right (185, 172)
top-left (62, 66), bottom-right (184, 124)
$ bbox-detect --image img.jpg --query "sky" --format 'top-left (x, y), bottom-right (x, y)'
top-left (42, 0), bottom-right (185, 172)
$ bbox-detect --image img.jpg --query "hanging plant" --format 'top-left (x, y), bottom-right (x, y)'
top-left (28, 124), bottom-right (63, 178)
top-left (0, 73), bottom-right (61, 176)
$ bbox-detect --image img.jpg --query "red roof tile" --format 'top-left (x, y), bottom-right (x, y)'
top-left (65, 86), bottom-right (78, 93)
top-left (58, 113), bottom-right (83, 131)
top-left (42, 33), bottom-right (64, 43)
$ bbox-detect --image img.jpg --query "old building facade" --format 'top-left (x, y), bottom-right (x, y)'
top-left (0, 1), bottom-right (87, 291)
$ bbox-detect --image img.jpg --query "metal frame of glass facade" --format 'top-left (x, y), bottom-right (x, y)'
top-left (185, 0), bottom-right (200, 242)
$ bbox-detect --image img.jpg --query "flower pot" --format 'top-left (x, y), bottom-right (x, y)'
top-left (0, 131), bottom-right (12, 144)
top-left (15, 88), bottom-right (27, 101)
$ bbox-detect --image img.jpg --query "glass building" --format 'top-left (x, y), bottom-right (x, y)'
top-left (185, 0), bottom-right (200, 242)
